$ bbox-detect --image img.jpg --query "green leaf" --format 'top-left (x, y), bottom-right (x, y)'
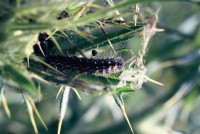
top-left (58, 25), bottom-right (143, 52)
top-left (2, 64), bottom-right (35, 93)
top-left (71, 0), bottom-right (188, 26)
top-left (116, 85), bottom-right (133, 93)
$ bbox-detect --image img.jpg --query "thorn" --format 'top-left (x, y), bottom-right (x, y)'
top-left (72, 88), bottom-right (82, 100)
top-left (155, 28), bottom-right (165, 32)
top-left (133, 4), bottom-right (140, 26)
top-left (57, 86), bottom-right (70, 134)
top-left (145, 76), bottom-right (164, 86)
top-left (1, 88), bottom-right (11, 118)
top-left (56, 85), bottom-right (65, 99)
top-left (120, 104), bottom-right (134, 134)
top-left (26, 55), bottom-right (30, 68)
top-left (27, 94), bottom-right (48, 131)
top-left (23, 93), bottom-right (38, 134)
top-left (97, 21), bottom-right (117, 55)
top-left (113, 93), bottom-right (134, 134)
top-left (30, 73), bottom-right (49, 84)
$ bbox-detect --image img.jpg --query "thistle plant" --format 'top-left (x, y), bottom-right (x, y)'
top-left (1, 0), bottom-right (200, 134)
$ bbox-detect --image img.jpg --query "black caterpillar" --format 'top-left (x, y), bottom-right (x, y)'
top-left (45, 55), bottom-right (124, 74)
top-left (33, 32), bottom-right (125, 74)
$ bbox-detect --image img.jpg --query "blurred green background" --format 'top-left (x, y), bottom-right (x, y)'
top-left (0, 0), bottom-right (200, 134)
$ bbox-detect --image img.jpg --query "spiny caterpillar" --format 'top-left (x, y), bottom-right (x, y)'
top-left (33, 33), bottom-right (125, 74)
top-left (44, 55), bottom-right (124, 74)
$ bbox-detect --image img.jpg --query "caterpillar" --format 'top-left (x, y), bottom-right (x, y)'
top-left (32, 32), bottom-right (125, 74)
top-left (44, 55), bottom-right (125, 74)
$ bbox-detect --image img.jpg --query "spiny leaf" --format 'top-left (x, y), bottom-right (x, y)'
top-left (65, 25), bottom-right (143, 52)
top-left (2, 64), bottom-right (35, 93)
top-left (71, 0), bottom-right (187, 26)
